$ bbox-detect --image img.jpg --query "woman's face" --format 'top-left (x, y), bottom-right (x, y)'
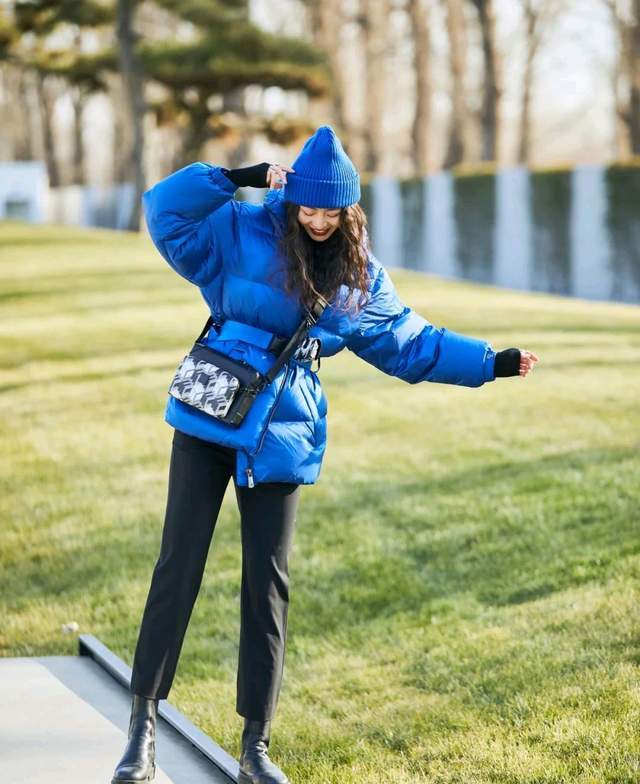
top-left (297, 205), bottom-right (341, 241)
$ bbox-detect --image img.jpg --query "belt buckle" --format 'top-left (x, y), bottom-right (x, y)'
top-left (293, 336), bottom-right (321, 367)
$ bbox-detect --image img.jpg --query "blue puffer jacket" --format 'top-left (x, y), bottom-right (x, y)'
top-left (142, 162), bottom-right (497, 488)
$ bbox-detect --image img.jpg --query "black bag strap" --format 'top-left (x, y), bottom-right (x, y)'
top-left (195, 316), bottom-right (216, 345)
top-left (194, 295), bottom-right (328, 386)
top-left (262, 295), bottom-right (328, 385)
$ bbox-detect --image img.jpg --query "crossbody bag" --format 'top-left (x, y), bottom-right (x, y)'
top-left (168, 296), bottom-right (327, 427)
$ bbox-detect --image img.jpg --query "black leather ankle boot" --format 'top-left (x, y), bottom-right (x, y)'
top-left (238, 718), bottom-right (289, 784)
top-left (111, 694), bottom-right (158, 783)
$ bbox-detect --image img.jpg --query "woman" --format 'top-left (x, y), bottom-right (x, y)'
top-left (111, 125), bottom-right (539, 784)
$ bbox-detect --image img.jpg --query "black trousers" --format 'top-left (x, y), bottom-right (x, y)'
top-left (129, 428), bottom-right (301, 721)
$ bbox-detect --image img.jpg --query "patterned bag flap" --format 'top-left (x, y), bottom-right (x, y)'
top-left (169, 356), bottom-right (241, 419)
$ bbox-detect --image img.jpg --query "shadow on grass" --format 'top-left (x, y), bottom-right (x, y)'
top-left (288, 444), bottom-right (637, 634)
top-left (3, 444), bottom-right (636, 657)
top-left (1, 341), bottom-right (186, 372)
top-left (0, 361), bottom-right (175, 394)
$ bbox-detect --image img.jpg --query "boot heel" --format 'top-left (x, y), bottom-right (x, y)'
top-left (112, 767), bottom-right (156, 783)
top-left (112, 764), bottom-right (155, 783)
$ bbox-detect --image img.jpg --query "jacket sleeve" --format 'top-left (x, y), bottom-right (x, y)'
top-left (345, 259), bottom-right (497, 387)
top-left (141, 162), bottom-right (240, 287)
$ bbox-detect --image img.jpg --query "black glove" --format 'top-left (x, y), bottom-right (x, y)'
top-left (221, 162), bottom-right (271, 188)
top-left (494, 348), bottom-right (521, 377)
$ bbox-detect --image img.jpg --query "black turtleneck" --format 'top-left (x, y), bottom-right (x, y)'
top-left (303, 228), bottom-right (342, 295)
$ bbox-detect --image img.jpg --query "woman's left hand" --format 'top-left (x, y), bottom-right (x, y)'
top-left (495, 347), bottom-right (539, 378)
top-left (519, 350), bottom-right (539, 377)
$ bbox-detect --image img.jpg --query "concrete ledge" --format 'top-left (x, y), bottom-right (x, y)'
top-left (0, 637), bottom-right (238, 784)
top-left (78, 633), bottom-right (238, 781)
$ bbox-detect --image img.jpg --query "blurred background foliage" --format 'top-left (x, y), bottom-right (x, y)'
top-left (1, 0), bottom-right (639, 228)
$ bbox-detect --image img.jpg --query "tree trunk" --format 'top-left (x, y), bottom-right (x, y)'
top-left (181, 96), bottom-right (217, 167)
top-left (610, 16), bottom-right (628, 158)
top-left (626, 0), bottom-right (640, 153)
top-left (362, 0), bottom-right (388, 174)
top-left (35, 73), bottom-right (61, 187)
top-left (631, 64), bottom-right (640, 153)
top-left (116, 0), bottom-right (146, 231)
top-left (471, 0), bottom-right (501, 162)
top-left (517, 0), bottom-right (536, 165)
top-left (107, 74), bottom-right (130, 184)
top-left (70, 86), bottom-right (85, 185)
top-left (443, 0), bottom-right (468, 169)
top-left (308, 0), bottom-right (347, 133)
top-left (68, 27), bottom-right (85, 185)
top-left (408, 0), bottom-right (432, 175)
top-left (2, 66), bottom-right (35, 160)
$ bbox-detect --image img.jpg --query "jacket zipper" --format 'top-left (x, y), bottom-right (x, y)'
top-left (244, 362), bottom-right (292, 488)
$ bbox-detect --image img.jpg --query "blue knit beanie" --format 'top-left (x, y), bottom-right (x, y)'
top-left (283, 125), bottom-right (360, 208)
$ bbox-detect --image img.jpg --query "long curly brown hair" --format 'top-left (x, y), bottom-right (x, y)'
top-left (277, 201), bottom-right (373, 316)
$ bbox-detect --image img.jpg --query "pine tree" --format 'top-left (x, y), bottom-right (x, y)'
top-left (143, 0), bottom-right (331, 164)
top-left (8, 0), bottom-right (332, 226)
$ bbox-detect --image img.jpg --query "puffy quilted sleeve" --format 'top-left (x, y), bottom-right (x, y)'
top-left (345, 259), bottom-right (497, 387)
top-left (141, 162), bottom-right (240, 287)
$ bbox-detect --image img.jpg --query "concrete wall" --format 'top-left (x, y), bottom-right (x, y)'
top-left (0, 161), bottom-right (49, 222)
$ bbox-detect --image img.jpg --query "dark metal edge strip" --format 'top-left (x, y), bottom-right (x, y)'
top-left (78, 633), bottom-right (239, 782)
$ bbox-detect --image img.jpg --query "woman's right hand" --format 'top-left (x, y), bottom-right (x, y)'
top-left (266, 163), bottom-right (295, 190)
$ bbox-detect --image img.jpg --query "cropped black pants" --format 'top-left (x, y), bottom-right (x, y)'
top-left (129, 428), bottom-right (301, 721)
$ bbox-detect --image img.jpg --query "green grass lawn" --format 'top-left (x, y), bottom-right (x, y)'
top-left (1, 220), bottom-right (638, 783)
